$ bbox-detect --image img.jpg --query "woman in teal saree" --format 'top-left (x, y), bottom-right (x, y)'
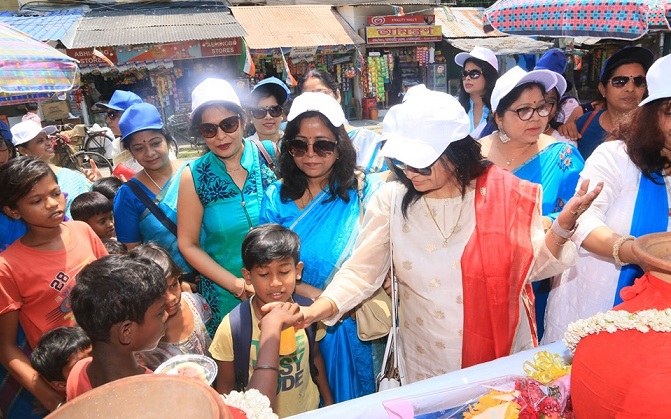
top-left (259, 92), bottom-right (384, 403)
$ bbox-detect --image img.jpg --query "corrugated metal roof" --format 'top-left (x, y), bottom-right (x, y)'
top-left (64, 7), bottom-right (246, 49)
top-left (0, 9), bottom-right (83, 42)
top-left (448, 36), bottom-right (553, 55)
top-left (231, 5), bottom-right (364, 49)
top-left (435, 6), bottom-right (505, 39)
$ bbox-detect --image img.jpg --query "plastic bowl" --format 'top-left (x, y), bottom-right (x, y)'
top-left (154, 354), bottom-right (218, 386)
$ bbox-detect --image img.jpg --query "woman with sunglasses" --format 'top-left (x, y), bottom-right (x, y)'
top-left (479, 67), bottom-right (584, 340)
top-left (543, 55), bottom-right (671, 344)
top-left (258, 92), bottom-right (383, 403)
top-left (246, 77), bottom-right (290, 145)
top-left (454, 46), bottom-right (500, 139)
top-left (112, 103), bottom-right (195, 278)
top-left (574, 46), bottom-right (654, 160)
top-left (298, 86), bottom-right (601, 383)
top-left (177, 78), bottom-right (277, 335)
top-left (298, 69), bottom-right (386, 174)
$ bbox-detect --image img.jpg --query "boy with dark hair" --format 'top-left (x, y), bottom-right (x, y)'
top-left (70, 191), bottom-right (115, 240)
top-left (102, 238), bottom-right (127, 255)
top-left (210, 224), bottom-right (332, 417)
top-left (66, 254), bottom-right (167, 401)
top-left (30, 327), bottom-right (92, 394)
top-left (92, 176), bottom-right (123, 202)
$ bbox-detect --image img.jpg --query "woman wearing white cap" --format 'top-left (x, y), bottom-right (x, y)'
top-left (479, 66), bottom-right (585, 339)
top-left (177, 78), bottom-right (278, 335)
top-left (259, 92), bottom-right (383, 402)
top-left (454, 46), bottom-right (500, 139)
top-left (543, 54), bottom-right (671, 344)
top-left (299, 86), bottom-right (601, 382)
top-left (10, 121), bottom-right (95, 219)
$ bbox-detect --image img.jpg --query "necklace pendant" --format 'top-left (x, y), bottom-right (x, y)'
top-left (442, 239), bottom-right (450, 248)
top-left (506, 160), bottom-right (511, 165)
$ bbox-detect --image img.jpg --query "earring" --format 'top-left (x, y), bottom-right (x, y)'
top-left (498, 126), bottom-right (511, 144)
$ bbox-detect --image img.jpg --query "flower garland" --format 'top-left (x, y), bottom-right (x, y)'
top-left (564, 308), bottom-right (671, 352)
top-left (221, 389), bottom-right (278, 419)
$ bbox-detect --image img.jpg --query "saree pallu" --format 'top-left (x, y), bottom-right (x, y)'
top-left (259, 175), bottom-right (383, 403)
top-left (513, 142), bottom-right (584, 339)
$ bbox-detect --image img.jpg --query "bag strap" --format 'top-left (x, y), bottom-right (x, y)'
top-left (251, 137), bottom-right (276, 172)
top-left (293, 294), bottom-right (319, 383)
top-left (126, 180), bottom-right (177, 237)
top-left (231, 299), bottom-right (252, 391)
top-left (578, 111), bottom-right (599, 139)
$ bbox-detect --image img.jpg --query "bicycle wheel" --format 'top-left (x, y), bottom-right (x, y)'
top-left (169, 138), bottom-right (179, 159)
top-left (71, 151), bottom-right (114, 177)
top-left (84, 133), bottom-right (112, 157)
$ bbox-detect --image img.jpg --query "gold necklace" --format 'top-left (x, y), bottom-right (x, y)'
top-left (423, 197), bottom-right (464, 247)
top-left (143, 169), bottom-right (163, 191)
top-left (496, 140), bottom-right (536, 166)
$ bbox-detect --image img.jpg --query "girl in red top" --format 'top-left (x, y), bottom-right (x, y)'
top-left (0, 157), bottom-right (107, 413)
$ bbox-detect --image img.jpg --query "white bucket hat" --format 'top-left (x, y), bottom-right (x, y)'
top-left (490, 66), bottom-right (558, 113)
top-left (191, 78), bottom-right (242, 117)
top-left (10, 120), bottom-right (57, 146)
top-left (454, 46), bottom-right (499, 72)
top-left (380, 86), bottom-right (470, 168)
top-left (287, 92), bottom-right (347, 128)
top-left (639, 54), bottom-right (671, 107)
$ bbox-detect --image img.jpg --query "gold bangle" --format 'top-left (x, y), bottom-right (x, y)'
top-left (613, 235), bottom-right (635, 267)
top-left (234, 279), bottom-right (245, 298)
top-left (549, 229), bottom-right (567, 247)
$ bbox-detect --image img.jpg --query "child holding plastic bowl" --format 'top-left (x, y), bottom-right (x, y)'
top-left (210, 224), bottom-right (333, 417)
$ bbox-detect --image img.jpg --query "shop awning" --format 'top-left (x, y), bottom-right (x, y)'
top-left (230, 5), bottom-right (364, 50)
top-left (435, 6), bottom-right (553, 55)
top-left (62, 6), bottom-right (246, 49)
top-left (0, 9), bottom-right (83, 43)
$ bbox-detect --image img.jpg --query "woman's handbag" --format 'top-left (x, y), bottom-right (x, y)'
top-left (356, 286), bottom-right (392, 341)
top-left (376, 186), bottom-right (406, 391)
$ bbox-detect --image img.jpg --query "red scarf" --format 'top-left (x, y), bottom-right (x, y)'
top-left (460, 166), bottom-right (538, 368)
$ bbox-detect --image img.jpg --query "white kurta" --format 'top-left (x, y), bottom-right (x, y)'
top-left (542, 140), bottom-right (671, 343)
top-left (321, 181), bottom-right (576, 383)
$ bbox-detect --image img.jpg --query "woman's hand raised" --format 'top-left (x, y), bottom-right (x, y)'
top-left (556, 179), bottom-right (604, 231)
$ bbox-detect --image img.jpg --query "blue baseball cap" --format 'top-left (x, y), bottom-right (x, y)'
top-left (535, 49), bottom-right (568, 96)
top-left (96, 90), bottom-right (142, 112)
top-left (250, 77), bottom-right (290, 105)
top-left (119, 103), bottom-right (164, 143)
top-left (599, 46), bottom-right (654, 84)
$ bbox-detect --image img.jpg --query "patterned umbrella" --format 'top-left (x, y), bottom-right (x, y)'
top-left (484, 0), bottom-right (671, 40)
top-left (0, 23), bottom-right (80, 105)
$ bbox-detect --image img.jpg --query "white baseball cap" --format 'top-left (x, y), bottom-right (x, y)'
top-left (490, 67), bottom-right (558, 113)
top-left (454, 46), bottom-right (499, 72)
top-left (380, 86), bottom-right (471, 168)
top-left (191, 78), bottom-right (242, 117)
top-left (287, 92), bottom-right (348, 128)
top-left (10, 120), bottom-right (57, 146)
top-left (639, 55), bottom-right (671, 107)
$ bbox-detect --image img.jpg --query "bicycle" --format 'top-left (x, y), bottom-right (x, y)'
top-left (84, 125), bottom-right (180, 159)
top-left (52, 132), bottom-right (114, 176)
top-left (167, 113), bottom-right (201, 149)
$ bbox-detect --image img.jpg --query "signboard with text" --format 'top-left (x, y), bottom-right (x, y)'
top-left (365, 25), bottom-right (442, 44)
top-left (367, 15), bottom-right (435, 26)
top-left (67, 47), bottom-right (118, 66)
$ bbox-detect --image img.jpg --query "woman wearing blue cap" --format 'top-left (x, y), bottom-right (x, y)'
top-left (113, 103), bottom-right (194, 279)
top-left (246, 77), bottom-right (289, 146)
top-left (177, 78), bottom-right (277, 335)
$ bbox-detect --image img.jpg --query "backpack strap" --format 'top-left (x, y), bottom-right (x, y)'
top-left (126, 180), bottom-right (177, 236)
top-left (230, 299), bottom-right (253, 391)
top-left (293, 294), bottom-right (319, 383)
top-left (578, 111), bottom-right (599, 139)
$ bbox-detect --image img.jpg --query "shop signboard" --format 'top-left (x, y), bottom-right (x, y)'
top-left (115, 39), bottom-right (242, 63)
top-left (67, 47), bottom-right (118, 66)
top-left (200, 39), bottom-right (242, 57)
top-left (365, 25), bottom-right (442, 44)
top-left (367, 15), bottom-right (435, 26)
top-left (290, 46), bottom-right (318, 57)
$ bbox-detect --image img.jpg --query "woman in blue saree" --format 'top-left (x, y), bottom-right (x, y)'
top-left (480, 66), bottom-right (584, 339)
top-left (259, 92), bottom-right (384, 403)
top-left (113, 103), bottom-right (194, 276)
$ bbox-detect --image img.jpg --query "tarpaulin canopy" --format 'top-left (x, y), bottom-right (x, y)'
top-left (0, 23), bottom-right (80, 105)
top-left (483, 0), bottom-right (671, 40)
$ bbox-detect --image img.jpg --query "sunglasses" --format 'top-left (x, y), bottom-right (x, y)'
top-left (609, 75), bottom-right (646, 89)
top-left (106, 111), bottom-right (119, 121)
top-left (197, 116), bottom-right (241, 138)
top-left (287, 139), bottom-right (337, 158)
top-left (461, 69), bottom-right (482, 80)
top-left (389, 158), bottom-right (434, 176)
top-left (507, 102), bottom-right (554, 121)
top-left (250, 105), bottom-right (283, 119)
